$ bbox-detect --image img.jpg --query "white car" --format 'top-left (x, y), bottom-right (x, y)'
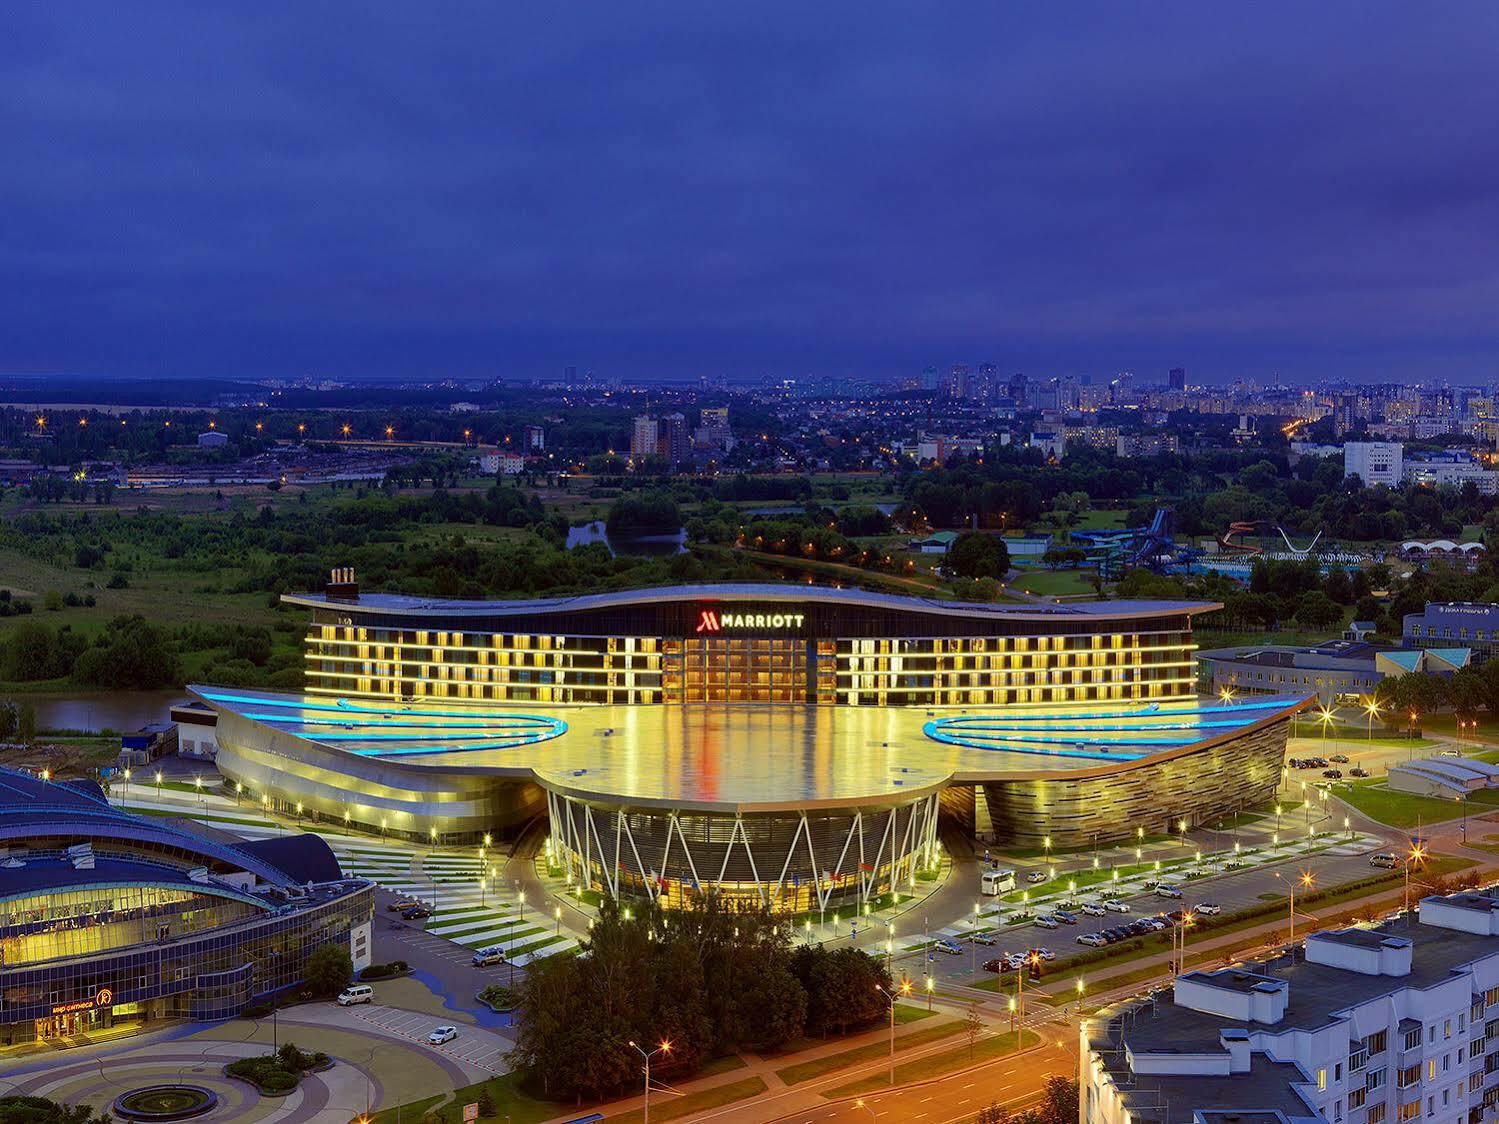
top-left (1196, 902), bottom-right (1222, 916)
top-left (1076, 933), bottom-right (1106, 947)
top-left (1081, 902), bottom-right (1107, 916)
top-left (1033, 946), bottom-right (1056, 961)
top-left (1026, 871), bottom-right (1048, 884)
top-left (1104, 899), bottom-right (1131, 914)
top-left (1033, 915), bottom-right (1059, 930)
top-left (428, 1026), bottom-right (459, 1045)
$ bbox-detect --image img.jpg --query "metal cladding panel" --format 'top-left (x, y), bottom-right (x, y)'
top-left (980, 717), bottom-right (1292, 848)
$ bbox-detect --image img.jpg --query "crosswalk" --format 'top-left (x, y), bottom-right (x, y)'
top-left (110, 786), bottom-right (579, 966)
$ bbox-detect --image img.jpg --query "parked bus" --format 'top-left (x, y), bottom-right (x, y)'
top-left (981, 868), bottom-right (1017, 896)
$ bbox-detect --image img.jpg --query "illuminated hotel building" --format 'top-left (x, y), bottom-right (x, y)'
top-left (197, 580), bottom-right (1309, 914)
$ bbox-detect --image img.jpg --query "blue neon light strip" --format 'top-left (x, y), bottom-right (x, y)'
top-left (923, 695), bottom-right (1303, 760)
top-left (199, 690), bottom-right (568, 757)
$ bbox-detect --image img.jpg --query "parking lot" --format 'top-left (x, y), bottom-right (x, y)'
top-left (351, 1004), bottom-right (512, 1073)
top-left (896, 840), bottom-right (1390, 985)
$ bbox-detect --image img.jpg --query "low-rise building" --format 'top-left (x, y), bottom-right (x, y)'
top-left (1200, 640), bottom-right (1470, 706)
top-left (1084, 890), bottom-right (1499, 1124)
top-left (1116, 433), bottom-right (1180, 458)
top-left (1405, 604), bottom-right (1499, 663)
top-left (0, 767), bottom-right (371, 1047)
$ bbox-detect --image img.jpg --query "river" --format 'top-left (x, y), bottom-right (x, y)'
top-left (14, 690), bottom-right (187, 734)
top-left (564, 520), bottom-right (686, 556)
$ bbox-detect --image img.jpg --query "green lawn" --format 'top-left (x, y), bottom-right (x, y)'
top-left (1334, 780), bottom-right (1471, 829)
top-left (773, 1020), bottom-right (963, 1086)
top-left (607, 1076), bottom-right (768, 1123)
top-left (1007, 568), bottom-right (1097, 597)
top-left (821, 1030), bottom-right (1038, 1097)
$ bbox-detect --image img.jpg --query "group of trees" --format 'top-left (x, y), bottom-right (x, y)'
top-left (1376, 661), bottom-right (1499, 725)
top-left (0, 616), bottom-right (180, 689)
top-left (512, 899), bottom-right (892, 1104)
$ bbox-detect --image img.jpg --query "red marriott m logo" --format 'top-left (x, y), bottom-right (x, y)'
top-left (696, 609), bottom-right (721, 633)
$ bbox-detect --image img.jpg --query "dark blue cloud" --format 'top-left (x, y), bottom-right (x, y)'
top-left (1, 2), bottom-right (1497, 382)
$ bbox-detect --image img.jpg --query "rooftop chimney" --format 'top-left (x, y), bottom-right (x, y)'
top-left (326, 566), bottom-right (359, 602)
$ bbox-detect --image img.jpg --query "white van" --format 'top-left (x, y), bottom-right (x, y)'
top-left (336, 984), bottom-right (374, 1006)
top-left (981, 869), bottom-right (1017, 896)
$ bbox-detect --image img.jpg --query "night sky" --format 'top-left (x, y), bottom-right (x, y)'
top-left (3, 4), bottom-right (1497, 383)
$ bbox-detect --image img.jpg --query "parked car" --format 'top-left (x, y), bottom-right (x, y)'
top-left (1369, 852), bottom-right (1400, 868)
top-left (1032, 947), bottom-right (1056, 961)
top-left (1077, 933), bottom-right (1107, 947)
top-left (1350, 767), bottom-right (1370, 778)
top-left (1329, 754), bottom-right (1349, 764)
top-left (1196, 902), bottom-right (1222, 916)
top-left (386, 898), bottom-right (418, 913)
top-left (1440, 748), bottom-right (1463, 758)
top-left (1154, 884), bottom-right (1183, 899)
top-left (1323, 769), bottom-right (1343, 780)
top-left (336, 985), bottom-right (374, 1006)
top-left (982, 958), bottom-right (1006, 973)
top-left (1081, 902), bottom-right (1107, 916)
top-left (471, 946), bottom-right (506, 966)
top-left (1033, 915), bottom-right (1059, 930)
top-left (1053, 910), bottom-right (1079, 925)
top-left (401, 905), bottom-right (432, 921)
top-left (971, 931), bottom-right (997, 945)
top-left (935, 938), bottom-right (963, 956)
top-left (428, 1026), bottom-right (458, 1046)
top-left (1104, 899), bottom-right (1131, 913)
top-left (1026, 871), bottom-right (1048, 884)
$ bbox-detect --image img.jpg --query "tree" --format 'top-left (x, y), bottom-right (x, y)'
top-left (304, 944), bottom-right (353, 996)
top-left (947, 532), bottom-right (1011, 580)
top-left (965, 1000), bottom-right (983, 1060)
top-left (1292, 591), bottom-right (1342, 631)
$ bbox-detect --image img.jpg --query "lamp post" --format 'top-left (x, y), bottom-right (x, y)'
top-left (627, 1039), bottom-right (671, 1124)
top-left (875, 980), bottom-right (912, 1084)
top-left (1275, 869), bottom-right (1314, 943)
top-left (1403, 839), bottom-right (1427, 920)
top-left (854, 1098), bottom-right (877, 1121)
top-left (122, 768), bottom-right (131, 793)
top-left (1365, 699), bottom-right (1381, 745)
top-left (155, 771), bottom-right (163, 802)
top-left (925, 974), bottom-right (934, 1011)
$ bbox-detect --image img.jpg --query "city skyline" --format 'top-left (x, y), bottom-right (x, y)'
top-left (4, 4), bottom-right (1498, 383)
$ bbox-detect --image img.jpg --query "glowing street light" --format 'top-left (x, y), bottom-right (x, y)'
top-left (627, 1039), bottom-right (671, 1124)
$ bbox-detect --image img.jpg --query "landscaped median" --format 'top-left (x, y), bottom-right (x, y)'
top-left (774, 1008), bottom-right (953, 1086)
top-left (820, 1029), bottom-right (1039, 1098)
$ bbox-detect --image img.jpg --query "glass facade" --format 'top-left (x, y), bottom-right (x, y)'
top-left (0, 884), bottom-right (372, 1045)
top-left (301, 612), bottom-right (1196, 708)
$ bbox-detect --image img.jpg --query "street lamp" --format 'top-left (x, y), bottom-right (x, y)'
top-left (925, 974), bottom-right (935, 1011)
top-left (1274, 869), bottom-right (1314, 943)
top-left (155, 771), bottom-right (163, 801)
top-left (854, 1098), bottom-right (877, 1121)
top-left (1364, 699), bottom-right (1381, 745)
top-left (554, 905), bottom-right (562, 934)
top-left (875, 980), bottom-right (913, 1084)
top-left (193, 776), bottom-right (203, 803)
top-left (627, 1039), bottom-right (671, 1124)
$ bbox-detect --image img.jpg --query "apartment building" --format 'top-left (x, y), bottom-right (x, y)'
top-left (1083, 889), bottom-right (1499, 1124)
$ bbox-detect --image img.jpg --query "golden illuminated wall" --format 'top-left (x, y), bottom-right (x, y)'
top-left (302, 623), bottom-right (1195, 707)
top-left (0, 886), bottom-right (258, 967)
top-left (834, 630), bottom-right (1196, 707)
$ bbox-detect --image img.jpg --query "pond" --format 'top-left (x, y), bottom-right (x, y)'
top-left (15, 690), bottom-right (185, 734)
top-left (565, 520), bottom-right (686, 556)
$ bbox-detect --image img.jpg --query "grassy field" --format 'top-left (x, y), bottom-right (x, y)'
top-left (1007, 568), bottom-right (1097, 597)
top-left (1334, 779), bottom-right (1477, 828)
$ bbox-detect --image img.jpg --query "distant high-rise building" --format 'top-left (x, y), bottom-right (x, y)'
top-left (1168, 367), bottom-right (1186, 392)
top-left (659, 412), bottom-right (691, 463)
top-left (946, 364), bottom-right (970, 400)
top-left (975, 362), bottom-right (998, 404)
top-left (1007, 373), bottom-right (1029, 406)
top-left (630, 416), bottom-right (658, 460)
top-left (920, 366), bottom-right (940, 392)
top-left (524, 425), bottom-right (545, 452)
top-left (696, 406), bottom-right (733, 451)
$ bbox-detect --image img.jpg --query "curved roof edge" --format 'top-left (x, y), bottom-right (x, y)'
top-left (283, 582), bottom-right (1220, 623)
